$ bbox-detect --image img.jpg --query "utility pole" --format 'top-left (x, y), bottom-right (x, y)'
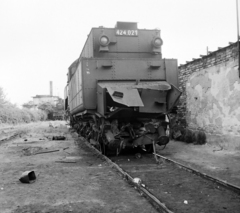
top-left (236, 0), bottom-right (240, 77)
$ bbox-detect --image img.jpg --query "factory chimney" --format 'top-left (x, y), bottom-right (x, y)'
top-left (50, 81), bottom-right (53, 96)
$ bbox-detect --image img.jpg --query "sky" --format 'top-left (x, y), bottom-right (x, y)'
top-left (0, 0), bottom-right (238, 107)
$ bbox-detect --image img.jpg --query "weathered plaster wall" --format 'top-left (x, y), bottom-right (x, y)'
top-left (178, 42), bottom-right (240, 148)
top-left (186, 60), bottom-right (240, 134)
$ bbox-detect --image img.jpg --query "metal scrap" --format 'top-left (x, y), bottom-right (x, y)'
top-left (52, 136), bottom-right (66, 140)
top-left (55, 160), bottom-right (76, 163)
top-left (19, 171), bottom-right (36, 184)
top-left (34, 149), bottom-right (59, 155)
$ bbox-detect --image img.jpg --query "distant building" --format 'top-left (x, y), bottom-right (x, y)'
top-left (23, 95), bottom-right (63, 111)
top-left (32, 95), bottom-right (60, 106)
top-left (22, 81), bottom-right (64, 120)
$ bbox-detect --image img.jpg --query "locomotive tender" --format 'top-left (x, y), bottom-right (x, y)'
top-left (65, 22), bottom-right (181, 155)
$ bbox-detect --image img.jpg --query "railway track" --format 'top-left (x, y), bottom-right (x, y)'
top-left (80, 136), bottom-right (240, 213)
top-left (153, 153), bottom-right (240, 196)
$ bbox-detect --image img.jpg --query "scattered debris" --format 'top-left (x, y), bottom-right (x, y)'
top-left (55, 156), bottom-right (80, 163)
top-left (135, 153), bottom-right (142, 159)
top-left (34, 149), bottom-right (59, 155)
top-left (14, 141), bottom-right (41, 145)
top-left (52, 136), bottom-right (66, 140)
top-left (63, 150), bottom-right (71, 155)
top-left (63, 147), bottom-right (69, 150)
top-left (213, 145), bottom-right (224, 152)
top-left (22, 147), bottom-right (43, 156)
top-left (19, 171), bottom-right (36, 183)
top-left (133, 177), bottom-right (142, 185)
top-left (55, 160), bottom-right (76, 163)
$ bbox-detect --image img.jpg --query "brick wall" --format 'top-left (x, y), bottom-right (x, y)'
top-left (177, 42), bottom-right (240, 149)
top-left (178, 42), bottom-right (238, 124)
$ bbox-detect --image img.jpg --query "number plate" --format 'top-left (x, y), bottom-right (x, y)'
top-left (116, 29), bottom-right (138, 36)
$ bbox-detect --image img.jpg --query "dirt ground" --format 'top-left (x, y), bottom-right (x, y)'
top-left (157, 139), bottom-right (240, 187)
top-left (1, 121), bottom-right (240, 213)
top-left (0, 121), bottom-right (157, 213)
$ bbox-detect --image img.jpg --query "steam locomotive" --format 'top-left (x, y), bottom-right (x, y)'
top-left (64, 22), bottom-right (181, 155)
